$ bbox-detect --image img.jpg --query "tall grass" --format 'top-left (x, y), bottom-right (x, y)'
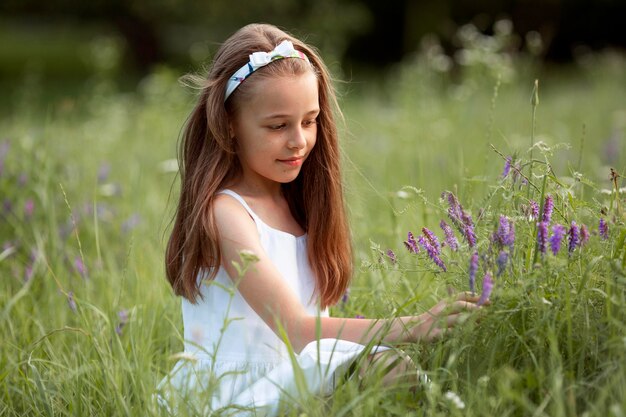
top-left (1, 25), bottom-right (625, 415)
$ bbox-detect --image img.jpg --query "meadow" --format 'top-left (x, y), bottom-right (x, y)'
top-left (1, 25), bottom-right (626, 416)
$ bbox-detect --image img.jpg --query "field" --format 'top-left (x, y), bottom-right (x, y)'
top-left (1, 34), bottom-right (626, 416)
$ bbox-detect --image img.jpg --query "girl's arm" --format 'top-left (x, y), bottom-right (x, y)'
top-left (213, 195), bottom-right (481, 353)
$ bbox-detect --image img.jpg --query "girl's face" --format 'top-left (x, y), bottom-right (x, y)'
top-left (230, 71), bottom-right (319, 191)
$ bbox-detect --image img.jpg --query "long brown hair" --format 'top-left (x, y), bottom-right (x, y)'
top-left (166, 23), bottom-right (352, 309)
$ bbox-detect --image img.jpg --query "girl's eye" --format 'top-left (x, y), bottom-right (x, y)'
top-left (268, 124), bottom-right (286, 130)
top-left (303, 119), bottom-right (317, 127)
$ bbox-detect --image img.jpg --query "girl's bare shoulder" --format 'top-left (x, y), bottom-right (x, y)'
top-left (212, 193), bottom-right (256, 236)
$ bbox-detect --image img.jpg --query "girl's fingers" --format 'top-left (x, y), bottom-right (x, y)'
top-left (429, 299), bottom-right (448, 315)
top-left (456, 291), bottom-right (481, 303)
top-left (448, 300), bottom-right (481, 314)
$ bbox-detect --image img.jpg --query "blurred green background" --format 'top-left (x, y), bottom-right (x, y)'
top-left (2, 0), bottom-right (626, 83)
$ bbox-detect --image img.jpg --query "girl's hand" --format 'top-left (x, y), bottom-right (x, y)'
top-left (410, 292), bottom-right (483, 342)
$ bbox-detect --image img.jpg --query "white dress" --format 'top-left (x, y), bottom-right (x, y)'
top-left (156, 190), bottom-right (388, 416)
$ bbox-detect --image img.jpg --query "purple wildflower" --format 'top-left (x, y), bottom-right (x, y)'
top-left (24, 199), bottom-right (34, 219)
top-left (542, 195), bottom-right (554, 223)
top-left (440, 220), bottom-right (459, 251)
top-left (580, 224), bottom-right (590, 246)
top-left (115, 309), bottom-right (129, 335)
top-left (549, 224), bottom-right (566, 255)
top-left (404, 231), bottom-right (419, 253)
top-left (462, 215), bottom-right (477, 248)
top-left (443, 191), bottom-right (463, 228)
top-left (599, 218), bottom-right (609, 240)
top-left (478, 272), bottom-right (493, 306)
top-left (529, 200), bottom-right (540, 220)
top-left (355, 315), bottom-right (365, 319)
top-left (386, 249), bottom-right (397, 264)
top-left (74, 257), bottom-right (88, 279)
top-left (502, 156), bottom-right (512, 178)
top-left (442, 191), bottom-right (477, 248)
top-left (3, 198), bottom-right (12, 214)
top-left (469, 251), bottom-right (479, 294)
top-left (537, 221), bottom-right (548, 255)
top-left (67, 291), bottom-right (77, 312)
top-left (496, 250), bottom-right (509, 276)
top-left (24, 264), bottom-right (34, 282)
top-left (568, 221), bottom-right (579, 255)
top-left (341, 288), bottom-right (350, 305)
top-left (495, 215), bottom-right (515, 250)
top-left (422, 227), bottom-right (441, 254)
top-left (418, 235), bottom-right (447, 272)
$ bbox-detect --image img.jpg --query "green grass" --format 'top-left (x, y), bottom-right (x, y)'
top-left (1, 45), bottom-right (625, 416)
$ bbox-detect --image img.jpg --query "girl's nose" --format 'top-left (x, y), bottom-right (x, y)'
top-left (288, 126), bottom-right (307, 149)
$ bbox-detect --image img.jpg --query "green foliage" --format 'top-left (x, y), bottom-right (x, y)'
top-left (1, 26), bottom-right (626, 416)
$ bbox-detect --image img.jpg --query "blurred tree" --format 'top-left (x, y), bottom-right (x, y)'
top-left (0, 0), bottom-right (372, 74)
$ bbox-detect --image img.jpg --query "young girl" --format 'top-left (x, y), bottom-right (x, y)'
top-left (157, 23), bottom-right (482, 415)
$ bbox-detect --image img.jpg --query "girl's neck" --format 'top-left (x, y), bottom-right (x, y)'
top-left (228, 178), bottom-right (283, 202)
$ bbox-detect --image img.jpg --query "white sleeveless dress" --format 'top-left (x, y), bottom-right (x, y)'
top-left (156, 190), bottom-right (388, 416)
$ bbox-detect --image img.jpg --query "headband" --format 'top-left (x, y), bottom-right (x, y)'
top-left (224, 40), bottom-right (309, 101)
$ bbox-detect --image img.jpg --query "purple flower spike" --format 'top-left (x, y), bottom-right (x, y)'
top-left (463, 223), bottom-right (477, 248)
top-left (404, 231), bottom-right (419, 253)
top-left (341, 288), bottom-right (350, 305)
top-left (74, 257), bottom-right (88, 279)
top-left (442, 191), bottom-right (476, 248)
top-left (495, 215), bottom-right (515, 250)
top-left (549, 224), bottom-right (566, 255)
top-left (580, 224), bottom-right (590, 246)
top-left (115, 309), bottom-right (129, 335)
top-left (599, 218), bottom-right (609, 240)
top-left (469, 251), bottom-right (479, 294)
top-left (502, 156), bottom-right (512, 178)
top-left (496, 250), bottom-right (509, 276)
top-left (537, 221), bottom-right (548, 255)
top-left (478, 272), bottom-right (493, 306)
top-left (529, 200), bottom-right (539, 220)
top-left (24, 264), bottom-right (34, 282)
top-left (422, 227), bottom-right (441, 254)
top-left (443, 191), bottom-right (463, 228)
top-left (3, 198), bottom-right (12, 214)
top-left (542, 195), bottom-right (554, 223)
top-left (24, 199), bottom-right (34, 219)
top-left (386, 249), bottom-right (397, 264)
top-left (67, 291), bottom-right (77, 312)
top-left (418, 235), bottom-right (447, 272)
top-left (440, 220), bottom-right (459, 251)
top-left (568, 221), bottom-right (579, 255)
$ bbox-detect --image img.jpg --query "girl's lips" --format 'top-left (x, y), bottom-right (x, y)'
top-left (278, 157), bottom-right (304, 167)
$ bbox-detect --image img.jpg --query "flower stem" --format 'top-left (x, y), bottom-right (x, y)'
top-left (527, 79), bottom-right (539, 200)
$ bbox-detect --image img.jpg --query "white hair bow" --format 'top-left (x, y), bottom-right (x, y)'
top-left (224, 40), bottom-right (309, 101)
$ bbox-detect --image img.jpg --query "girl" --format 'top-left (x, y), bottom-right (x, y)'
top-left (157, 23), bottom-right (482, 416)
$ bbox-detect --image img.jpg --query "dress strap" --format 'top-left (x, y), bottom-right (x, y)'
top-left (217, 189), bottom-right (260, 223)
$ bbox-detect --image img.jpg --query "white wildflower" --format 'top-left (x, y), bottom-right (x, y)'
top-left (444, 391), bottom-right (466, 410)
